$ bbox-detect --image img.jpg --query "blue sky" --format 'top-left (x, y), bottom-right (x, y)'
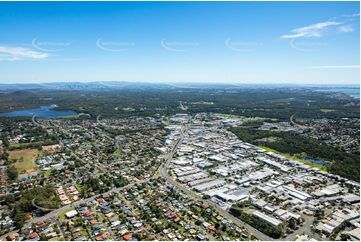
top-left (0, 1), bottom-right (359, 85)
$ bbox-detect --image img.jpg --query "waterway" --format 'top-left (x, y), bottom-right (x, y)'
top-left (0, 104), bottom-right (77, 118)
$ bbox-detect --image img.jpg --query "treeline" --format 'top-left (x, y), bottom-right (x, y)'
top-left (5, 184), bottom-right (60, 228)
top-left (6, 165), bottom-right (18, 180)
top-left (0, 120), bottom-right (59, 150)
top-left (0, 88), bottom-right (359, 121)
top-left (8, 140), bottom-right (58, 151)
top-left (79, 175), bottom-right (129, 197)
top-left (230, 127), bottom-right (360, 181)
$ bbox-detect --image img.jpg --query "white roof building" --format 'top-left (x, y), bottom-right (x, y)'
top-left (65, 210), bottom-right (78, 219)
top-left (252, 211), bottom-right (282, 227)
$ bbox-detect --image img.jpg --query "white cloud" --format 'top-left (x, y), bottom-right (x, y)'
top-left (341, 13), bottom-right (360, 18)
top-left (0, 45), bottom-right (48, 61)
top-left (282, 21), bottom-right (342, 39)
top-left (310, 65), bottom-right (360, 69)
top-left (339, 25), bottom-right (353, 33)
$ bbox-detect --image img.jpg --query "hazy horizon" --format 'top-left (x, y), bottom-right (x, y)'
top-left (0, 80), bottom-right (359, 87)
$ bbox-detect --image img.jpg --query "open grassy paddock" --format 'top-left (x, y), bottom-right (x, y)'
top-left (8, 148), bottom-right (42, 175)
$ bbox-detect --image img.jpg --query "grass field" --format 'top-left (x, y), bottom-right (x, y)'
top-left (43, 170), bottom-right (52, 177)
top-left (256, 136), bottom-right (280, 143)
top-left (216, 113), bottom-right (277, 121)
top-left (8, 148), bottom-right (42, 174)
top-left (122, 107), bottom-right (135, 112)
top-left (114, 148), bottom-right (122, 156)
top-left (59, 113), bottom-right (88, 119)
top-left (320, 109), bottom-right (336, 113)
top-left (259, 146), bottom-right (328, 172)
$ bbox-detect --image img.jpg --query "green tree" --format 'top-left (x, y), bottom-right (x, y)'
top-left (7, 165), bottom-right (18, 180)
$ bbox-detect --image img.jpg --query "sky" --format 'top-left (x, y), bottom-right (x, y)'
top-left (0, 1), bottom-right (359, 85)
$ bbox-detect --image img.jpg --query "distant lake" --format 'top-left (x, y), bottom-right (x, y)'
top-left (314, 86), bottom-right (360, 99)
top-left (0, 105), bottom-right (77, 118)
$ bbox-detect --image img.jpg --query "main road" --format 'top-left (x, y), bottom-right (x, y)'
top-left (12, 119), bottom-right (298, 241)
top-left (153, 123), bottom-right (187, 179)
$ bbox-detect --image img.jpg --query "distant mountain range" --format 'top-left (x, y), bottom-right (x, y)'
top-left (0, 81), bottom-right (358, 91)
top-left (0, 81), bottom-right (245, 91)
top-left (0, 81), bottom-right (167, 90)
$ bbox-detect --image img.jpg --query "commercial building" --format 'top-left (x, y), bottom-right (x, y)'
top-left (252, 211), bottom-right (282, 227)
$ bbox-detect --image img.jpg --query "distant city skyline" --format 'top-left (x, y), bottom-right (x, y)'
top-left (0, 1), bottom-right (359, 84)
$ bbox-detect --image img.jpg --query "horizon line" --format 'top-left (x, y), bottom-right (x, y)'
top-left (0, 80), bottom-right (359, 87)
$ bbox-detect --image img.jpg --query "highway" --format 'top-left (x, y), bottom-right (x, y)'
top-left (153, 124), bottom-right (187, 179)
top-left (290, 113), bottom-right (307, 129)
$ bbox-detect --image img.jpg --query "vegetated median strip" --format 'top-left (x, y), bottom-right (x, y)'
top-left (259, 145), bottom-right (329, 172)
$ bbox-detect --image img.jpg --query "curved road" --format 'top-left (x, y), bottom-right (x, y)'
top-left (0, 180), bottom-right (145, 241)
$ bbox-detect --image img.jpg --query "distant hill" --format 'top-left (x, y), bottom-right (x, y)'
top-left (0, 82), bottom-right (358, 96)
top-left (0, 81), bottom-right (244, 91)
top-left (0, 81), bottom-right (175, 91)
